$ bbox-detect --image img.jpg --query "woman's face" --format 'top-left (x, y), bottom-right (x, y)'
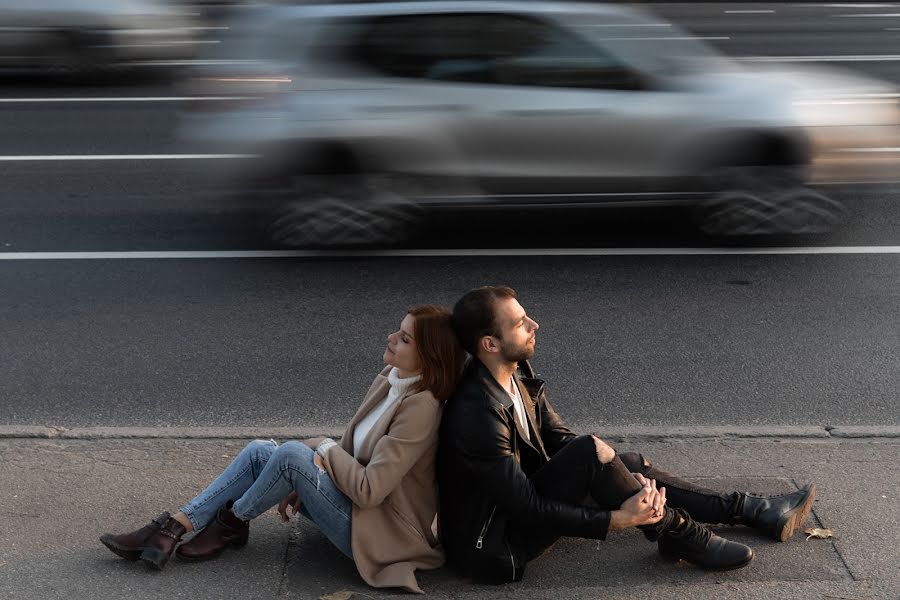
top-left (383, 313), bottom-right (422, 378)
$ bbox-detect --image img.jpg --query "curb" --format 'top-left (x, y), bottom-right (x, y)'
top-left (2, 425), bottom-right (899, 441)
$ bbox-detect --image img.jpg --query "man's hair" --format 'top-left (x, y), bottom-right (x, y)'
top-left (451, 286), bottom-right (518, 355)
top-left (407, 304), bottom-right (467, 402)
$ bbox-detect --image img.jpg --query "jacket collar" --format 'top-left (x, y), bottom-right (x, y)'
top-left (467, 358), bottom-right (546, 457)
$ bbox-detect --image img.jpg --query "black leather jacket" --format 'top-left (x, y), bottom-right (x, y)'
top-left (437, 358), bottom-right (611, 582)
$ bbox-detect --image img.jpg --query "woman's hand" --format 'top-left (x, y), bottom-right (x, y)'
top-left (277, 491), bottom-right (302, 522)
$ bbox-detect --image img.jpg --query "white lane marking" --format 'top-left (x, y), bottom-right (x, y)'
top-left (130, 59), bottom-right (259, 66)
top-left (832, 12), bottom-right (900, 16)
top-left (0, 154), bottom-right (255, 161)
top-left (600, 36), bottom-right (731, 41)
top-left (725, 9), bottom-right (776, 13)
top-left (739, 55), bottom-right (900, 62)
top-left (0, 96), bottom-right (259, 103)
top-left (1, 248), bottom-right (899, 260)
top-left (838, 147), bottom-right (900, 152)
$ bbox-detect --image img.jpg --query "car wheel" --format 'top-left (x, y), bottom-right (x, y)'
top-left (265, 175), bottom-right (425, 248)
top-left (694, 166), bottom-right (845, 235)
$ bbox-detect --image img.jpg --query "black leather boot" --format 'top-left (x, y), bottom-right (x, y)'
top-left (733, 483), bottom-right (816, 542)
top-left (658, 508), bottom-right (753, 570)
top-left (100, 512), bottom-right (171, 561)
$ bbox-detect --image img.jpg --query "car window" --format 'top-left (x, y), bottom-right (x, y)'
top-left (479, 14), bottom-right (640, 90)
top-left (352, 14), bottom-right (493, 80)
top-left (351, 12), bottom-right (640, 90)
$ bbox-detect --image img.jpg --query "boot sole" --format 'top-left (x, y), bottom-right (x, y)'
top-left (176, 538), bottom-right (248, 563)
top-left (661, 547), bottom-right (755, 571)
top-left (140, 546), bottom-right (173, 570)
top-left (99, 535), bottom-right (142, 562)
top-left (774, 483), bottom-right (816, 542)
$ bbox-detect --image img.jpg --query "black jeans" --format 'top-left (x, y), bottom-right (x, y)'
top-left (508, 435), bottom-right (739, 561)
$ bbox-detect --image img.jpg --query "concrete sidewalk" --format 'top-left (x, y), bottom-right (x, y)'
top-left (1, 432), bottom-right (898, 600)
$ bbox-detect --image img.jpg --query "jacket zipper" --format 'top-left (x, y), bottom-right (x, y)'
top-left (475, 505), bottom-right (496, 549)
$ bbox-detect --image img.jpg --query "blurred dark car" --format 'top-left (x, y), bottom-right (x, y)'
top-left (179, 1), bottom-right (900, 246)
top-left (0, 0), bottom-right (200, 74)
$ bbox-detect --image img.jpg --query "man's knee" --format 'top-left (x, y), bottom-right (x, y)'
top-left (617, 451), bottom-right (650, 474)
top-left (589, 435), bottom-right (616, 464)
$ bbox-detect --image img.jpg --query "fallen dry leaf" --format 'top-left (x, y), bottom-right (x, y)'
top-left (0, 561), bottom-right (6, 568)
top-left (319, 592), bottom-right (355, 600)
top-left (805, 527), bottom-right (835, 540)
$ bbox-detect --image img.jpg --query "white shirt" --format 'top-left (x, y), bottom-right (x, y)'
top-left (507, 377), bottom-right (531, 442)
top-left (353, 367), bottom-right (422, 456)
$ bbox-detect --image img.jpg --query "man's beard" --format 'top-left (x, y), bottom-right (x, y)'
top-left (499, 339), bottom-right (535, 363)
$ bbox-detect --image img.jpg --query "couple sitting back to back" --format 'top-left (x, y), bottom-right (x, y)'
top-left (102, 286), bottom-right (816, 593)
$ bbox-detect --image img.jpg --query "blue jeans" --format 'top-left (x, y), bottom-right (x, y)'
top-left (180, 439), bottom-right (353, 558)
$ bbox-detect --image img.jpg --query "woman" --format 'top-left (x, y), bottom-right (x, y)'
top-left (100, 305), bottom-right (467, 594)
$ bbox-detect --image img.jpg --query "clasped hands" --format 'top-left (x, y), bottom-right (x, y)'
top-left (622, 472), bottom-right (667, 527)
top-left (610, 472), bottom-right (667, 530)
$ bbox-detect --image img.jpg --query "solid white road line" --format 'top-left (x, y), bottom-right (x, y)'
top-left (739, 55), bottom-right (900, 62)
top-left (0, 248), bottom-right (899, 260)
top-left (832, 12), bottom-right (900, 16)
top-left (0, 96), bottom-right (259, 103)
top-left (0, 154), bottom-right (255, 161)
top-left (725, 9), bottom-right (776, 13)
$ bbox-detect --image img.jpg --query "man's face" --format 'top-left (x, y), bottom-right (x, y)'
top-left (492, 297), bottom-right (539, 362)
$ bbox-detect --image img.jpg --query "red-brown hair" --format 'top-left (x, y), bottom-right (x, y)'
top-left (408, 304), bottom-right (467, 403)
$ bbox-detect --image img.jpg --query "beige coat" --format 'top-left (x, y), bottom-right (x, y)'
top-left (320, 366), bottom-right (444, 594)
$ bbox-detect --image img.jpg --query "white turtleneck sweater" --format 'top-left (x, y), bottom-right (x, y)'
top-left (352, 367), bottom-right (422, 456)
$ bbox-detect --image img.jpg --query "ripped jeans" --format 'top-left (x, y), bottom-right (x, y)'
top-left (180, 439), bottom-right (353, 558)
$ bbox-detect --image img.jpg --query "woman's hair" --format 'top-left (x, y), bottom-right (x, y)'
top-left (408, 304), bottom-right (467, 403)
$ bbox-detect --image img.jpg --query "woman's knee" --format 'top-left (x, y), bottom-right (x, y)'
top-left (270, 440), bottom-right (313, 466)
top-left (243, 439), bottom-right (277, 461)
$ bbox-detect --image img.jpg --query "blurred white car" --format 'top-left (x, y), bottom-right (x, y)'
top-left (0, 0), bottom-right (200, 73)
top-left (179, 1), bottom-right (900, 246)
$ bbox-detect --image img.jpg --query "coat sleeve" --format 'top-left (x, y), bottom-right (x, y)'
top-left (454, 396), bottom-right (611, 540)
top-left (323, 391), bottom-right (441, 509)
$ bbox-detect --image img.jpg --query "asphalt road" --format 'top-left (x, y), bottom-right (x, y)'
top-left (0, 2), bottom-right (898, 429)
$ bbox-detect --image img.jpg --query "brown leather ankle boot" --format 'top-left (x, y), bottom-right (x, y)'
top-left (176, 501), bottom-right (249, 562)
top-left (100, 512), bottom-right (171, 561)
top-left (140, 516), bottom-right (187, 570)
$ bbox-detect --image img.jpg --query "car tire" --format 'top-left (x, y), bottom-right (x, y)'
top-left (265, 174), bottom-right (425, 248)
top-left (694, 165), bottom-right (845, 236)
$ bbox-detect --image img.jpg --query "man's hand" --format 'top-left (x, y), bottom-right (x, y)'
top-left (633, 473), bottom-right (666, 520)
top-left (610, 478), bottom-right (666, 529)
top-left (277, 491), bottom-right (302, 522)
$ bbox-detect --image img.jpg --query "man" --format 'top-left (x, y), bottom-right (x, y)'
top-left (437, 286), bottom-right (816, 584)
